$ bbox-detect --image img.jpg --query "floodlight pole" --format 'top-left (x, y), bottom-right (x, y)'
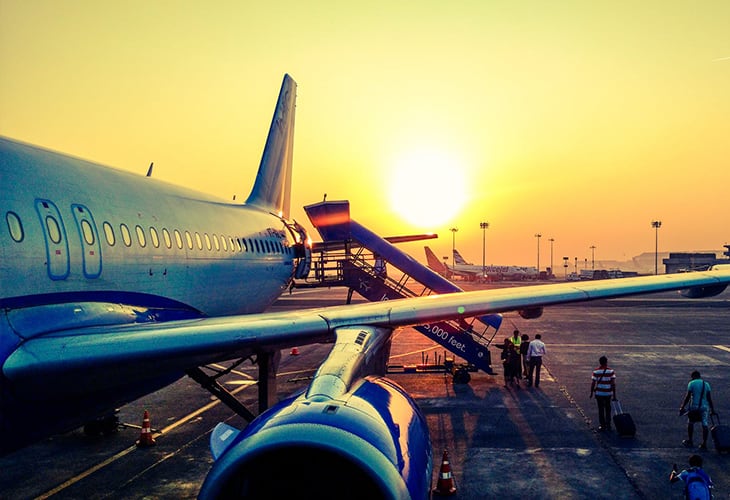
top-left (450, 227), bottom-right (458, 270)
top-left (549, 238), bottom-right (554, 277)
top-left (480, 222), bottom-right (489, 280)
top-left (651, 220), bottom-right (662, 275)
top-left (534, 233), bottom-right (542, 274)
top-left (590, 245), bottom-right (596, 270)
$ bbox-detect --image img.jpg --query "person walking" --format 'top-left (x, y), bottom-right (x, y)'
top-left (500, 339), bottom-right (520, 388)
top-left (519, 334), bottom-right (530, 377)
top-left (510, 330), bottom-right (522, 380)
top-left (669, 454), bottom-right (713, 500)
top-left (526, 334), bottom-right (546, 387)
top-left (590, 355), bottom-right (617, 431)
top-left (679, 370), bottom-right (716, 450)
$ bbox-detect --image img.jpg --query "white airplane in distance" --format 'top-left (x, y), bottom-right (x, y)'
top-left (424, 246), bottom-right (536, 281)
top-left (453, 249), bottom-right (538, 280)
top-left (3, 74), bottom-right (730, 499)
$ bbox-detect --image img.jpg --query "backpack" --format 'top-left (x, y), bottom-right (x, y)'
top-left (684, 468), bottom-right (712, 500)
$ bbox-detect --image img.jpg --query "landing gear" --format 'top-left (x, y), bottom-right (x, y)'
top-left (187, 350), bottom-right (281, 422)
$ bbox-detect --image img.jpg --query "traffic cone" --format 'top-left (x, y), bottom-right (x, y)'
top-left (290, 347), bottom-right (300, 355)
top-left (136, 410), bottom-right (156, 447)
top-left (433, 449), bottom-right (457, 496)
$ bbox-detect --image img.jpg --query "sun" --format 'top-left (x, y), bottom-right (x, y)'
top-left (388, 147), bottom-right (468, 228)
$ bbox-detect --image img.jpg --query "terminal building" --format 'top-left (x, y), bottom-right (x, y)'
top-left (662, 244), bottom-right (730, 274)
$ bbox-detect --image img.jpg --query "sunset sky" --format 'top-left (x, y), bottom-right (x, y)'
top-left (2, 1), bottom-right (729, 269)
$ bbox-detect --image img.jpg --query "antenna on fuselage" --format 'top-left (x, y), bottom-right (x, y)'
top-left (146, 162), bottom-right (154, 177)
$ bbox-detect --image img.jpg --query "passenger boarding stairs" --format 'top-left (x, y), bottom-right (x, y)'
top-left (303, 201), bottom-right (502, 374)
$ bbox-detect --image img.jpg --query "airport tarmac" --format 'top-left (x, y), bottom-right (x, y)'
top-left (1, 283), bottom-right (728, 499)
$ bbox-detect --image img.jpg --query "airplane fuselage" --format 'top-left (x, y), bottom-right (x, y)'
top-left (1, 137), bottom-right (298, 364)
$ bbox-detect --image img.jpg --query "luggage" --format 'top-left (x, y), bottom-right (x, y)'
top-left (710, 413), bottom-right (730, 453)
top-left (612, 400), bottom-right (636, 438)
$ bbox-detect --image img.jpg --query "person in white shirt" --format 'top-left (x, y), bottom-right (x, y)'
top-left (526, 334), bottom-right (546, 387)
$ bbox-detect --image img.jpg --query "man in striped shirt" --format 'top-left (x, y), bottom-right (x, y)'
top-left (590, 356), bottom-right (617, 431)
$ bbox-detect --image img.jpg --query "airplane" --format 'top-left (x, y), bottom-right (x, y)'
top-left (424, 246), bottom-right (536, 281)
top-left (2, 74), bottom-right (730, 499)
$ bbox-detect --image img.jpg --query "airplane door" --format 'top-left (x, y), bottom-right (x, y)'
top-left (71, 204), bottom-right (102, 278)
top-left (35, 199), bottom-right (70, 280)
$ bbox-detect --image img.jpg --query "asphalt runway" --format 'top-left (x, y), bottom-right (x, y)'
top-left (1, 284), bottom-right (728, 499)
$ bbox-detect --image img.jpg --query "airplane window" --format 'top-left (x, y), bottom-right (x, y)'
top-left (204, 233), bottom-right (212, 251)
top-left (103, 221), bottom-right (115, 246)
top-left (45, 216), bottom-right (62, 244)
top-left (195, 232), bottom-right (203, 250)
top-left (81, 220), bottom-right (95, 245)
top-left (241, 238), bottom-right (248, 252)
top-left (120, 224), bottom-right (132, 247)
top-left (235, 238), bottom-right (242, 252)
top-left (162, 228), bottom-right (172, 249)
top-left (149, 227), bottom-right (160, 248)
top-left (248, 239), bottom-right (254, 252)
top-left (185, 231), bottom-right (193, 250)
top-left (6, 212), bottom-right (24, 242)
top-left (135, 225), bottom-right (147, 247)
top-left (213, 234), bottom-right (220, 251)
top-left (229, 237), bottom-right (236, 252)
top-left (255, 240), bottom-right (260, 253)
top-left (221, 235), bottom-right (228, 251)
top-left (265, 240), bottom-right (271, 253)
top-left (174, 229), bottom-right (183, 249)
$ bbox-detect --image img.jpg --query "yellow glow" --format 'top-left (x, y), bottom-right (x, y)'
top-left (388, 147), bottom-right (468, 228)
top-left (1, 1), bottom-right (729, 267)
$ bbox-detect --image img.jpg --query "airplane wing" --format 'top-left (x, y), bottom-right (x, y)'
top-left (6, 265), bottom-right (729, 390)
top-left (5, 266), bottom-right (730, 499)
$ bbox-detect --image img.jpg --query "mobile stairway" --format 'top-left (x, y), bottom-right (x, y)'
top-left (302, 200), bottom-right (503, 375)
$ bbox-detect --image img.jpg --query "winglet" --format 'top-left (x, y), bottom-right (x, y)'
top-left (245, 74), bottom-right (297, 218)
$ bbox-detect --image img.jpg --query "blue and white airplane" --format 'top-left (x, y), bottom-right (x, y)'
top-left (2, 74), bottom-right (730, 499)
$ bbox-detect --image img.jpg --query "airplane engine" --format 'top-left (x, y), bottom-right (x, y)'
top-left (198, 376), bottom-right (432, 500)
top-left (518, 306), bottom-right (543, 319)
top-left (679, 284), bottom-right (727, 298)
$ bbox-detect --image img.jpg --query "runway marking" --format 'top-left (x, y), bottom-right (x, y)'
top-left (35, 446), bottom-right (138, 499)
top-left (35, 380), bottom-right (258, 499)
top-left (713, 345), bottom-right (730, 353)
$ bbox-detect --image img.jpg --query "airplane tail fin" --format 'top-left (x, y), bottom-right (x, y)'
top-left (453, 249), bottom-right (470, 265)
top-left (424, 246), bottom-right (448, 273)
top-left (245, 74), bottom-right (297, 218)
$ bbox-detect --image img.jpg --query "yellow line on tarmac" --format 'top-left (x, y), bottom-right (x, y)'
top-left (34, 381), bottom-right (257, 499)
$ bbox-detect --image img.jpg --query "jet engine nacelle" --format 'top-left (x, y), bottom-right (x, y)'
top-left (679, 284), bottom-right (728, 298)
top-left (199, 376), bottom-right (432, 500)
top-left (518, 306), bottom-right (544, 319)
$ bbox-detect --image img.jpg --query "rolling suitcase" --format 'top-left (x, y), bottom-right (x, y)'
top-left (612, 400), bottom-right (636, 437)
top-left (710, 413), bottom-right (730, 453)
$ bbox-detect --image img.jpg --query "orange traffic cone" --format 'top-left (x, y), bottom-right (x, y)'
top-left (136, 410), bottom-right (156, 447)
top-left (433, 449), bottom-right (457, 496)
top-left (290, 347), bottom-right (300, 355)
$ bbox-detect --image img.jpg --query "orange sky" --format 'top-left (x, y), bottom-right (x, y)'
top-left (1, 1), bottom-right (729, 268)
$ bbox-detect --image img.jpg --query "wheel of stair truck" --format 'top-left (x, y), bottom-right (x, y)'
top-left (453, 367), bottom-right (471, 384)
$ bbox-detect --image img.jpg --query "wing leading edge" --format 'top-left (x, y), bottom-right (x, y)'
top-left (6, 265), bottom-right (730, 391)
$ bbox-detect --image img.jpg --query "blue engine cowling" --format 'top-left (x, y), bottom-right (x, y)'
top-left (199, 375), bottom-right (432, 500)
